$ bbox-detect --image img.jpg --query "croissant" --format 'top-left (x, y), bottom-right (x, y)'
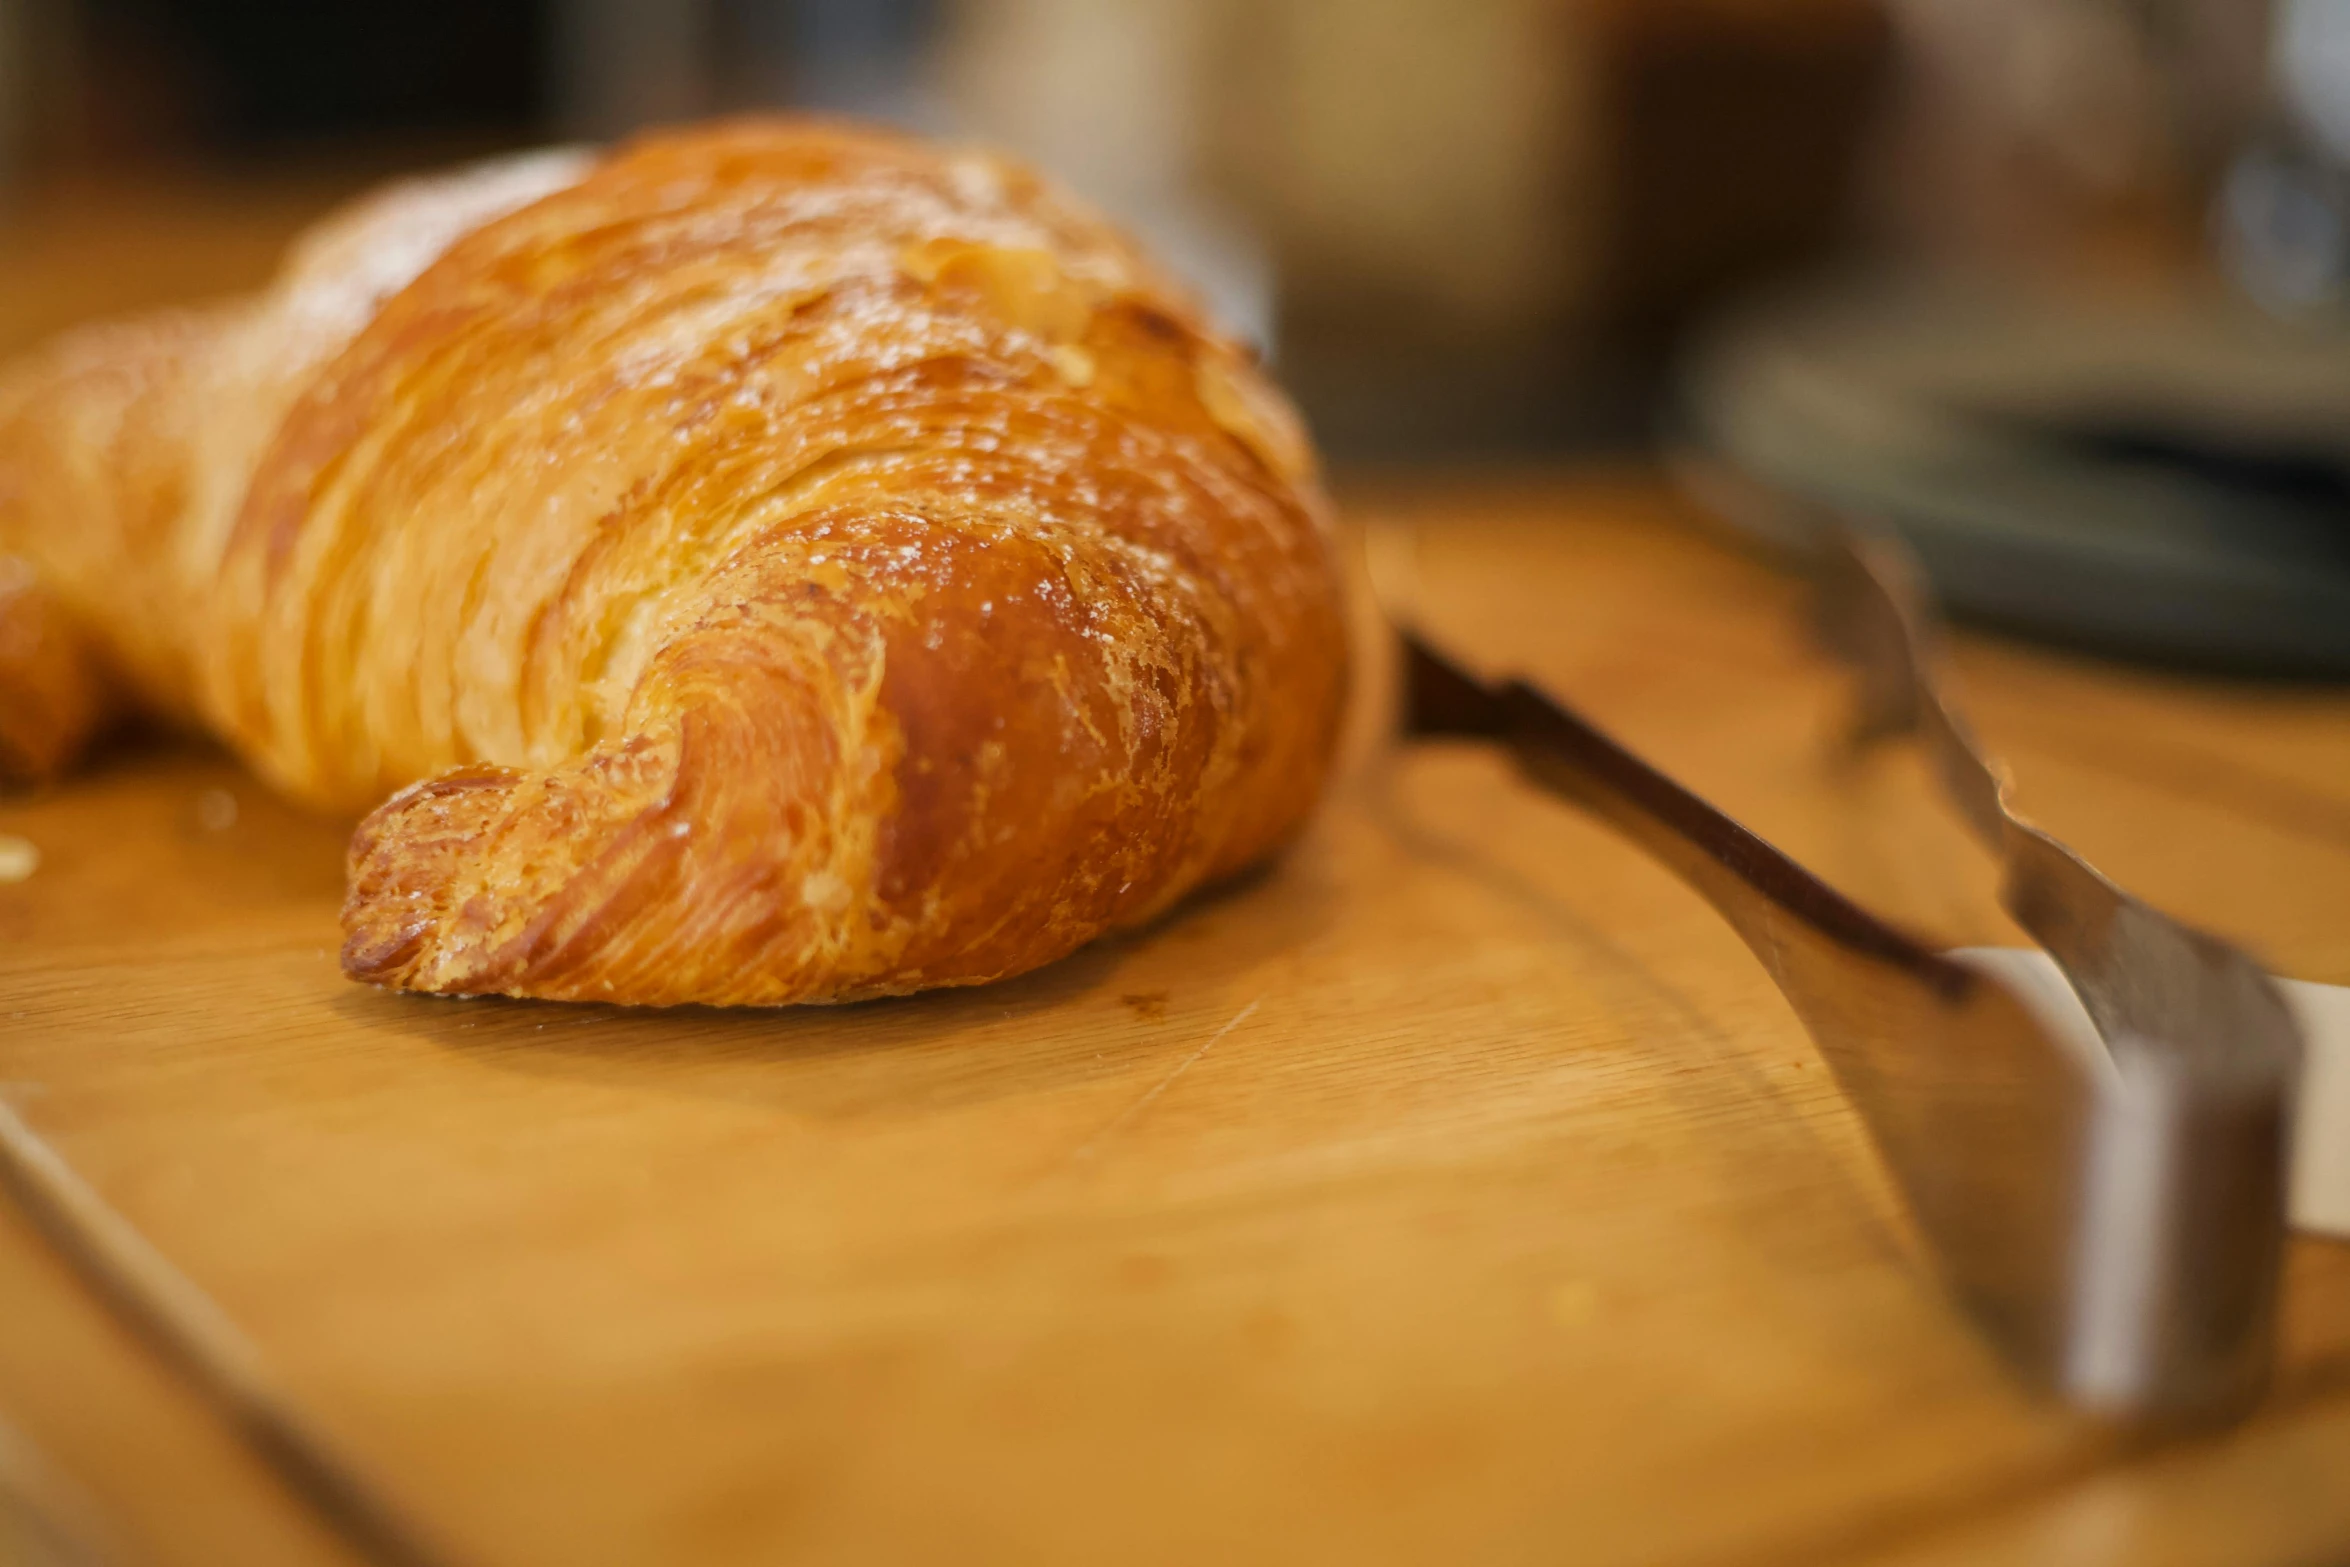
top-left (0, 120), bottom-right (1349, 1005)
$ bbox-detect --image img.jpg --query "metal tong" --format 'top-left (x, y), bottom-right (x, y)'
top-left (1398, 528), bottom-right (2302, 1424)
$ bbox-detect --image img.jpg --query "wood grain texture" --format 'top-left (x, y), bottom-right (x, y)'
top-left (1, 472), bottom-right (2347, 1565)
top-left (0, 1198), bottom-right (363, 1567)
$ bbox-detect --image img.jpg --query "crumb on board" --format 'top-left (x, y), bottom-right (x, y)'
top-left (0, 835), bottom-right (37, 884)
top-left (194, 788), bottom-right (239, 832)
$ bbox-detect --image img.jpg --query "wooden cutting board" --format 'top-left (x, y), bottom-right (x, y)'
top-left (4, 475), bottom-right (2349, 1567)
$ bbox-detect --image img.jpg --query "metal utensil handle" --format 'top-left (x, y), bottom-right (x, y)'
top-left (1815, 527), bottom-right (2301, 1413)
top-left (1397, 530), bottom-right (2298, 1422)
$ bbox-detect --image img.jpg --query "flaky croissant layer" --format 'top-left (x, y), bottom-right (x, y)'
top-left (0, 120), bottom-right (1348, 1005)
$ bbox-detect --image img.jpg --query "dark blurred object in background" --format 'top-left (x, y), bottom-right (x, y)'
top-left (1684, 0), bottom-right (2350, 676)
top-left (1584, 0), bottom-right (1892, 345)
top-left (1865, 0), bottom-right (2272, 272)
top-left (2220, 0), bottom-right (2350, 315)
top-left (1192, 0), bottom-right (1891, 457)
top-left (1680, 275), bottom-right (2350, 675)
top-left (33, 0), bottom-right (546, 168)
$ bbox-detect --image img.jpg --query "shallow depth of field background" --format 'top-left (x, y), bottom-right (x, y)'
top-left (0, 0), bottom-right (2325, 463)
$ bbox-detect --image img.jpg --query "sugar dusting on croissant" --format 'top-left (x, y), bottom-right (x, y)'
top-left (0, 120), bottom-right (1349, 1005)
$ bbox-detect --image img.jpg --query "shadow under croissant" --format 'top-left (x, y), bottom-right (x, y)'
top-left (325, 843), bottom-right (1339, 1118)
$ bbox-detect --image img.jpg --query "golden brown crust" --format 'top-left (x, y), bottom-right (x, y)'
top-left (1, 118), bottom-right (1348, 1005)
top-left (0, 309), bottom-right (222, 724)
top-left (0, 560), bottom-right (115, 783)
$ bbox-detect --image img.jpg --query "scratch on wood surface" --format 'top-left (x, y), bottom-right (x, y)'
top-left (0, 1095), bottom-right (461, 1567)
top-left (0, 1411), bottom-right (128, 1566)
top-left (1054, 996), bottom-right (1264, 1173)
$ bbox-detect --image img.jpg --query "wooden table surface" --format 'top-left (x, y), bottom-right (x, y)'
top-left (3, 472), bottom-right (2348, 1567)
top-left (3, 194), bottom-right (2350, 1567)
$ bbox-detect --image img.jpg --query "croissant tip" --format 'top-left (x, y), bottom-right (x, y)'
top-left (339, 917), bottom-right (429, 985)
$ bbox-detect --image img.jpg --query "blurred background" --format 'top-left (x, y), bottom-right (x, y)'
top-left (2, 0), bottom-right (2348, 668)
